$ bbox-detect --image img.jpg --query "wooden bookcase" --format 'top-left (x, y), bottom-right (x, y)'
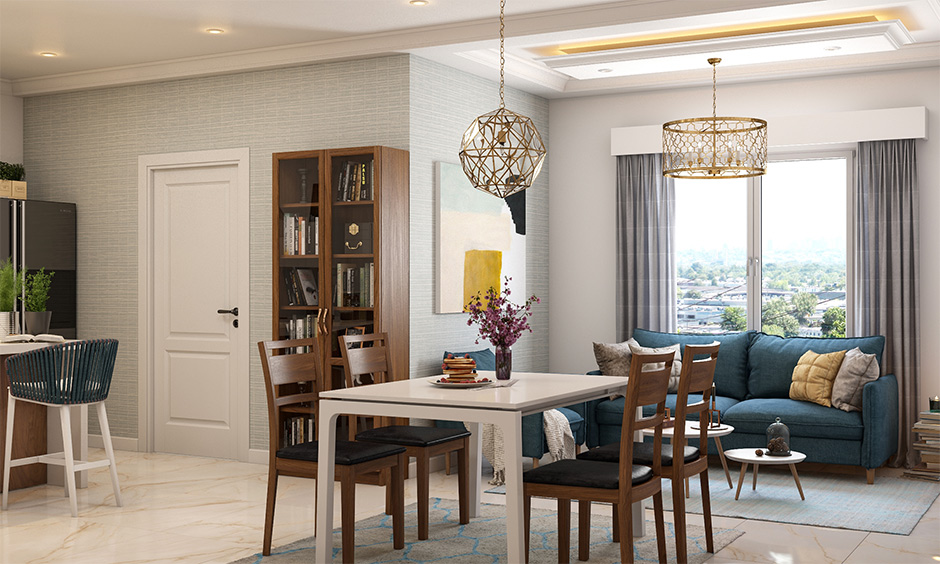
top-left (272, 146), bottom-right (409, 399)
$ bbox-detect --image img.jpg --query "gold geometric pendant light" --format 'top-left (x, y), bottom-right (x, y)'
top-left (459, 0), bottom-right (546, 198)
top-left (663, 58), bottom-right (767, 179)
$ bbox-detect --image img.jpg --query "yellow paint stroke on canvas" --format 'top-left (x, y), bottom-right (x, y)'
top-left (463, 250), bottom-right (501, 311)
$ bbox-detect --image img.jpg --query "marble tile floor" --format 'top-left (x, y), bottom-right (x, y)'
top-left (0, 449), bottom-right (937, 563)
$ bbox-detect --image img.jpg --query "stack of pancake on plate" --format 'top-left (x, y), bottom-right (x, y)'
top-left (440, 355), bottom-right (480, 383)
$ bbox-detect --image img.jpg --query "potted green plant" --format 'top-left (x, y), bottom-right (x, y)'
top-left (23, 268), bottom-right (54, 335)
top-left (0, 258), bottom-right (24, 336)
top-left (0, 161), bottom-right (25, 181)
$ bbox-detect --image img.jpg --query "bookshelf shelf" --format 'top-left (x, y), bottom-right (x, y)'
top-left (273, 146), bottom-right (409, 392)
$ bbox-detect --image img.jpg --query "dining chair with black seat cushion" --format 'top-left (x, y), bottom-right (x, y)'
top-left (2, 339), bottom-right (123, 518)
top-left (340, 332), bottom-right (470, 540)
top-left (522, 351), bottom-right (675, 564)
top-left (258, 337), bottom-right (406, 561)
top-left (578, 342), bottom-right (720, 563)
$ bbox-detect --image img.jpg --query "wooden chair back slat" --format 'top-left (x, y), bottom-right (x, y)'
top-left (340, 333), bottom-right (391, 388)
top-left (618, 351), bottom-right (675, 486)
top-left (258, 337), bottom-right (322, 450)
top-left (673, 343), bottom-right (720, 421)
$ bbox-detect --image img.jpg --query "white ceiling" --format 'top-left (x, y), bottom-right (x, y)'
top-left (1, 0), bottom-right (938, 98)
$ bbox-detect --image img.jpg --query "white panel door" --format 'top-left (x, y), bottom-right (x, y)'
top-left (152, 163), bottom-right (243, 459)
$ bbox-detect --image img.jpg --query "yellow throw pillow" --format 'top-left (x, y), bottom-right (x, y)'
top-left (789, 350), bottom-right (847, 407)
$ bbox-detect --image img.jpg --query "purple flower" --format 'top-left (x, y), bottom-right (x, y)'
top-left (465, 277), bottom-right (539, 349)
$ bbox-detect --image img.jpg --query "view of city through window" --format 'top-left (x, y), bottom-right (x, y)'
top-left (675, 157), bottom-right (848, 337)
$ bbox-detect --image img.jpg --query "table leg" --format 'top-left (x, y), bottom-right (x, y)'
top-left (496, 411), bottom-right (525, 564)
top-left (789, 464), bottom-right (805, 500)
top-left (734, 463), bottom-right (748, 500)
top-left (752, 463), bottom-right (759, 490)
top-left (315, 404), bottom-right (341, 564)
top-left (714, 436), bottom-right (733, 489)
top-left (466, 422), bottom-right (482, 518)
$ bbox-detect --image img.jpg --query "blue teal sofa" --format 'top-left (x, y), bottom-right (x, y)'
top-left (436, 349), bottom-right (586, 464)
top-left (587, 329), bottom-right (898, 483)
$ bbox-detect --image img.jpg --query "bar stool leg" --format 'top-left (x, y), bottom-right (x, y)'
top-left (96, 402), bottom-right (123, 506)
top-left (2, 394), bottom-right (15, 510)
top-left (59, 405), bottom-right (79, 518)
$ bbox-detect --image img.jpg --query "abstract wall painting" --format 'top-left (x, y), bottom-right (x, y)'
top-left (436, 162), bottom-right (526, 314)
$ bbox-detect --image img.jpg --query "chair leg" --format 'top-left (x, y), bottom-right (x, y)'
top-left (262, 469), bottom-right (279, 556)
top-left (385, 468), bottom-right (393, 515)
top-left (417, 450), bottom-right (430, 540)
top-left (59, 406), bottom-right (78, 518)
top-left (95, 403), bottom-right (122, 507)
top-left (558, 498), bottom-right (571, 564)
top-left (391, 454), bottom-right (405, 550)
top-left (578, 500), bottom-right (591, 561)
top-left (340, 469), bottom-right (356, 562)
top-left (700, 469), bottom-right (714, 553)
top-left (532, 457), bottom-right (539, 468)
top-left (524, 493), bottom-right (531, 564)
top-left (444, 451), bottom-right (452, 475)
top-left (611, 503), bottom-right (620, 542)
top-left (457, 440), bottom-right (469, 524)
top-left (617, 498), bottom-right (634, 564)
top-left (672, 474), bottom-right (687, 564)
top-left (652, 491), bottom-right (667, 563)
top-left (2, 395), bottom-right (15, 511)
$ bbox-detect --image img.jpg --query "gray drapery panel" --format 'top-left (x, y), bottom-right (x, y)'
top-left (616, 154), bottom-right (676, 342)
top-left (855, 139), bottom-right (920, 468)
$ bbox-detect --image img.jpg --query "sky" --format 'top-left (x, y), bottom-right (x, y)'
top-left (675, 156), bottom-right (848, 262)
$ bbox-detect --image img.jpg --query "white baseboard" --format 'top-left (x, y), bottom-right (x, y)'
top-left (249, 448), bottom-right (269, 465)
top-left (88, 434), bottom-right (139, 451)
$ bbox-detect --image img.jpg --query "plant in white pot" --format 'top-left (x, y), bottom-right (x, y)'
top-left (23, 268), bottom-right (54, 335)
top-left (0, 258), bottom-right (24, 336)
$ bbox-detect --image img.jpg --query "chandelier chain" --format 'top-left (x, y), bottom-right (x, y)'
top-left (712, 60), bottom-right (717, 120)
top-left (499, 0), bottom-right (505, 108)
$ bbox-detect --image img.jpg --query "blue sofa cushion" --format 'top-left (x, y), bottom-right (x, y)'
top-left (443, 348), bottom-right (495, 370)
top-left (633, 328), bottom-right (752, 400)
top-left (722, 398), bottom-right (863, 441)
top-left (747, 333), bottom-right (886, 398)
top-left (638, 394), bottom-right (740, 422)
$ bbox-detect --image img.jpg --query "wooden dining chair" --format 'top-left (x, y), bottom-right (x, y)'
top-left (340, 332), bottom-right (471, 540)
top-left (578, 342), bottom-right (720, 562)
top-left (522, 351), bottom-right (675, 564)
top-left (258, 337), bottom-right (406, 561)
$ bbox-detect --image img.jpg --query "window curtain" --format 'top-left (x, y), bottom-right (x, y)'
top-left (615, 154), bottom-right (676, 341)
top-left (855, 139), bottom-right (920, 468)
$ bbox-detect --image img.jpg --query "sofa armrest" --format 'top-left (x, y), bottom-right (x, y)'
top-left (861, 373), bottom-right (899, 469)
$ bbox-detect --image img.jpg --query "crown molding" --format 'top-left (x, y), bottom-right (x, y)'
top-left (0, 80), bottom-right (13, 96)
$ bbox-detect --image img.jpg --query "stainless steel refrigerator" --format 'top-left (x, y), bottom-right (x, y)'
top-left (1, 199), bottom-right (77, 338)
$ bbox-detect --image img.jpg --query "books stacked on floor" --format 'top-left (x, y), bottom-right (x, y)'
top-left (904, 410), bottom-right (940, 482)
top-left (441, 355), bottom-right (477, 382)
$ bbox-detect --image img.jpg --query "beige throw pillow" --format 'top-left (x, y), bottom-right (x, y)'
top-left (789, 349), bottom-right (846, 407)
top-left (627, 341), bottom-right (682, 393)
top-left (830, 347), bottom-right (880, 412)
top-left (592, 339), bottom-right (635, 377)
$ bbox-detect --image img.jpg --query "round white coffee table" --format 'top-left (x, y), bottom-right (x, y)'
top-left (642, 421), bottom-right (735, 492)
top-left (724, 448), bottom-right (806, 500)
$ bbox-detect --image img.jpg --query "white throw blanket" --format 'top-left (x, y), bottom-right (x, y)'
top-left (475, 409), bottom-right (575, 486)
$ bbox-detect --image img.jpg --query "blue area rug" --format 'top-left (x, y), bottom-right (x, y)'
top-left (230, 497), bottom-right (743, 563)
top-left (487, 466), bottom-right (939, 535)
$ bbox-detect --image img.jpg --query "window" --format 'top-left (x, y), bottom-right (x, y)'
top-left (675, 153), bottom-right (852, 336)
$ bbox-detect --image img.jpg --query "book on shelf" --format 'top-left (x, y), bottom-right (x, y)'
top-left (1, 333), bottom-right (65, 344)
top-left (335, 160), bottom-right (374, 202)
top-left (334, 262), bottom-right (374, 307)
top-left (920, 410), bottom-right (940, 421)
top-left (296, 268), bottom-right (318, 306)
top-left (283, 213), bottom-right (318, 256)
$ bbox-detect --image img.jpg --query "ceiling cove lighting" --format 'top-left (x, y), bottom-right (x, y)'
top-left (206, 28), bottom-right (225, 35)
top-left (662, 58), bottom-right (767, 179)
top-left (538, 19), bottom-right (912, 80)
top-left (39, 52), bottom-right (58, 57)
top-left (409, 0), bottom-right (430, 5)
top-left (458, 0), bottom-right (546, 198)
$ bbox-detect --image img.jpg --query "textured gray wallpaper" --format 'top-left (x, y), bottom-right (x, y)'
top-left (408, 57), bottom-right (549, 379)
top-left (21, 53), bottom-right (548, 452)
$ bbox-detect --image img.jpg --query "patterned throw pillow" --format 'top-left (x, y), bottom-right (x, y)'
top-left (592, 339), bottom-right (635, 377)
top-left (789, 349), bottom-right (847, 407)
top-left (627, 340), bottom-right (682, 393)
top-left (830, 347), bottom-right (880, 412)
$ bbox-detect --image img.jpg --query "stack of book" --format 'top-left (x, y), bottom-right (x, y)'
top-left (904, 410), bottom-right (940, 482)
top-left (441, 355), bottom-right (477, 382)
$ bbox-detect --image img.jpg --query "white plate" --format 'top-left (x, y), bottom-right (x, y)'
top-left (429, 378), bottom-right (492, 388)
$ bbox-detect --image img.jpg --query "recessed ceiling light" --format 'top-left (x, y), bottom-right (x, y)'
top-left (409, 0), bottom-right (429, 5)
top-left (824, 45), bottom-right (842, 51)
top-left (206, 28), bottom-right (225, 35)
top-left (40, 52), bottom-right (58, 57)
top-left (598, 68), bottom-right (613, 73)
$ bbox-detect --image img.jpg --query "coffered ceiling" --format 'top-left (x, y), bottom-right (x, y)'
top-left (1, 0), bottom-right (938, 97)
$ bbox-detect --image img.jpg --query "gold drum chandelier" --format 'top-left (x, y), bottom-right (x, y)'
top-left (662, 58), bottom-right (767, 179)
top-left (459, 0), bottom-right (546, 198)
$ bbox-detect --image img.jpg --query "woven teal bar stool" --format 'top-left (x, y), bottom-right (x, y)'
top-left (2, 339), bottom-right (123, 517)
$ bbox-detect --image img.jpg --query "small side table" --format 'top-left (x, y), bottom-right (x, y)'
top-left (643, 421), bottom-right (735, 492)
top-left (724, 448), bottom-right (806, 500)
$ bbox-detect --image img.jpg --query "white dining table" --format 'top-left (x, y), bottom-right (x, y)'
top-left (314, 371), bottom-right (643, 563)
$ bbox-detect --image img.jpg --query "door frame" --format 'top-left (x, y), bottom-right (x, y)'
top-left (137, 148), bottom-right (250, 461)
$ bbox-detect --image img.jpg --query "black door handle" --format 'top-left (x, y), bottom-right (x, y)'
top-left (217, 307), bottom-right (239, 317)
